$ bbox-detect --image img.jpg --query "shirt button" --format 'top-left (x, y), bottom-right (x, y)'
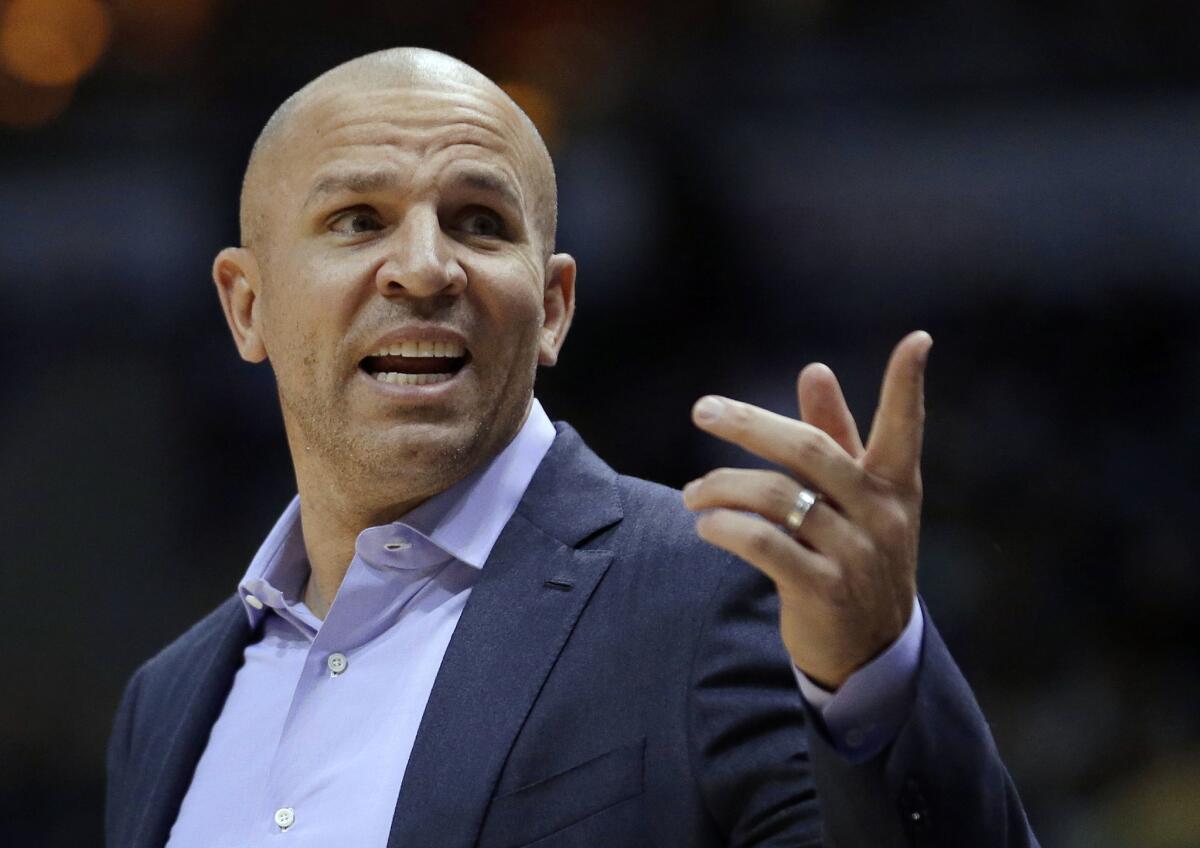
top-left (274, 807), bottom-right (295, 830)
top-left (845, 728), bottom-right (866, 748)
top-left (245, 595), bottom-right (264, 610)
top-left (327, 652), bottom-right (348, 675)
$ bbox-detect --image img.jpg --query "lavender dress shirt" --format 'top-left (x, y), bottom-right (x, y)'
top-left (165, 398), bottom-right (921, 846)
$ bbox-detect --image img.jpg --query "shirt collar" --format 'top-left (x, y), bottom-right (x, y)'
top-left (236, 398), bottom-right (557, 627)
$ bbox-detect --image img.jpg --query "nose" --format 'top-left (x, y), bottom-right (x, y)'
top-left (374, 205), bottom-right (467, 299)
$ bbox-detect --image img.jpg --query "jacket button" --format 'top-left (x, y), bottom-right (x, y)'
top-left (900, 779), bottom-right (928, 837)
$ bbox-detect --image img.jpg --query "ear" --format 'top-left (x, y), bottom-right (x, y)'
top-left (213, 247), bottom-right (268, 363)
top-left (538, 253), bottom-right (576, 367)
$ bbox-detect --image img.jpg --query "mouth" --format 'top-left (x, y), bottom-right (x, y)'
top-left (359, 339), bottom-right (470, 386)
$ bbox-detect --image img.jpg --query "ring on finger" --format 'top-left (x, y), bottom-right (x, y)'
top-left (784, 486), bottom-right (819, 534)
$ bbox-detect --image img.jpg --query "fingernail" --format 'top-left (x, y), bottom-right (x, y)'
top-left (682, 479), bottom-right (700, 499)
top-left (693, 396), bottom-right (724, 423)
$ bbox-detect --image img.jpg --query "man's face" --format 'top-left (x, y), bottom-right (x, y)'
top-left (226, 78), bottom-right (573, 497)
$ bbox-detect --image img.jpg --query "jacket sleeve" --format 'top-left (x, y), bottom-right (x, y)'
top-left (806, 605), bottom-right (1040, 847)
top-left (687, 557), bottom-right (824, 846)
top-left (105, 665), bottom-right (144, 848)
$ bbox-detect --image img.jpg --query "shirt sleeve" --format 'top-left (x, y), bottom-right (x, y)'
top-left (792, 600), bottom-right (924, 762)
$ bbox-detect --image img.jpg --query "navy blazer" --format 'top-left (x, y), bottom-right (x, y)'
top-left (106, 423), bottom-right (1038, 847)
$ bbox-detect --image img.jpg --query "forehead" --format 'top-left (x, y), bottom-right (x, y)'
top-left (282, 80), bottom-right (537, 197)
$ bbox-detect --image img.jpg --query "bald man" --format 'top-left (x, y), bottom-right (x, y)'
top-left (106, 49), bottom-right (1039, 847)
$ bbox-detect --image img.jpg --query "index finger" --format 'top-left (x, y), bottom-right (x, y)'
top-left (864, 331), bottom-right (932, 483)
top-left (691, 397), bottom-right (864, 508)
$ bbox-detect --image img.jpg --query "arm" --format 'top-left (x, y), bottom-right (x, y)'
top-left (796, 596), bottom-right (1037, 845)
top-left (795, 598), bottom-right (923, 761)
top-left (804, 604), bottom-right (1036, 846)
top-left (684, 332), bottom-right (1038, 846)
top-left (687, 555), bottom-right (824, 847)
top-left (106, 666), bottom-right (144, 848)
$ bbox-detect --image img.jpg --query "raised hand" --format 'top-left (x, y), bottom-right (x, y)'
top-left (683, 331), bottom-right (932, 689)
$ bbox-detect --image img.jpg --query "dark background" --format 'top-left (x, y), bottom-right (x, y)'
top-left (2, 0), bottom-right (1198, 845)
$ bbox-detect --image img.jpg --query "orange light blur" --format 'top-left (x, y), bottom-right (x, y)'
top-left (499, 80), bottom-right (561, 149)
top-left (0, 71), bottom-right (73, 127)
top-left (0, 0), bottom-right (111, 87)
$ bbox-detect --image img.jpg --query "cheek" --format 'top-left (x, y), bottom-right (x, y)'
top-left (483, 291), bottom-right (545, 360)
top-left (259, 260), bottom-right (360, 371)
top-left (269, 253), bottom-right (368, 325)
top-left (299, 254), bottom-right (372, 322)
top-left (468, 257), bottom-right (546, 336)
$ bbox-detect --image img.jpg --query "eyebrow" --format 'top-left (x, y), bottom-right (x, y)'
top-left (303, 167), bottom-right (524, 213)
top-left (457, 170), bottom-right (524, 213)
top-left (304, 169), bottom-right (402, 209)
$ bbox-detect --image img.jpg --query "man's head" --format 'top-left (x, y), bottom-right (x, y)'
top-left (213, 48), bottom-right (576, 511)
top-left (238, 50), bottom-right (560, 263)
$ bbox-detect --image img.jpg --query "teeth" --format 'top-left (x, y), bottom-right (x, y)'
top-left (371, 340), bottom-right (465, 358)
top-left (373, 372), bottom-right (456, 385)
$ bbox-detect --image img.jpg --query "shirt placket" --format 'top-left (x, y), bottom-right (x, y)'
top-left (255, 525), bottom-right (450, 840)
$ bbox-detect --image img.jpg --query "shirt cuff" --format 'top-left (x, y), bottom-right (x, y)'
top-left (792, 599), bottom-right (924, 761)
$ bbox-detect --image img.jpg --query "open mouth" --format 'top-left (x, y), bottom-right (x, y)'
top-left (360, 340), bottom-right (470, 386)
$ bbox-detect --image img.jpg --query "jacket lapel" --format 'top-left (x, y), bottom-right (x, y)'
top-left (386, 423), bottom-right (623, 848)
top-left (129, 598), bottom-right (256, 848)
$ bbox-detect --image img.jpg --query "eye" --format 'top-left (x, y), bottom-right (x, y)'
top-left (459, 209), bottom-right (505, 239)
top-left (329, 207), bottom-right (384, 236)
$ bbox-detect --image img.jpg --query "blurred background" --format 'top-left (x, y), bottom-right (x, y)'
top-left (1, 0), bottom-right (1197, 844)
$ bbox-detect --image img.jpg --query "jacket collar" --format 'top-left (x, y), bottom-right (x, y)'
top-left (386, 421), bottom-right (623, 846)
top-left (514, 421), bottom-right (624, 547)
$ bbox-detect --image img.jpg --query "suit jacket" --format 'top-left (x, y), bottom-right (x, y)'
top-left (106, 423), bottom-right (1038, 847)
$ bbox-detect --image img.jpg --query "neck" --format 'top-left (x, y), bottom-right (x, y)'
top-left (294, 478), bottom-right (427, 618)
top-left (284, 399), bottom-right (536, 618)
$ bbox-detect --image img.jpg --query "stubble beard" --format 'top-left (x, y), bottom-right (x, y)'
top-left (280, 381), bottom-right (482, 506)
top-left (276, 353), bottom-right (536, 511)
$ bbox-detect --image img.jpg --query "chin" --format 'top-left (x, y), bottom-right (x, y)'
top-left (288, 382), bottom-right (529, 496)
top-left (351, 418), bottom-right (489, 484)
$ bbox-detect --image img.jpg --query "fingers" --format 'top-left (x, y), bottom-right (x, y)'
top-left (691, 397), bottom-right (865, 509)
top-left (687, 334), bottom-right (927, 689)
top-left (682, 468), bottom-right (871, 562)
top-left (693, 507), bottom-right (835, 592)
top-left (864, 330), bottom-right (931, 483)
top-left (798, 363), bottom-right (864, 458)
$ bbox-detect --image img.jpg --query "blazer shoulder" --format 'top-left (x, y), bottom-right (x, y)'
top-left (615, 473), bottom-right (712, 546)
top-left (609, 472), bottom-right (738, 589)
top-left (137, 594), bottom-right (246, 680)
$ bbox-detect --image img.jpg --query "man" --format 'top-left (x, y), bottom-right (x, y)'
top-left (105, 48), bottom-right (1038, 846)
